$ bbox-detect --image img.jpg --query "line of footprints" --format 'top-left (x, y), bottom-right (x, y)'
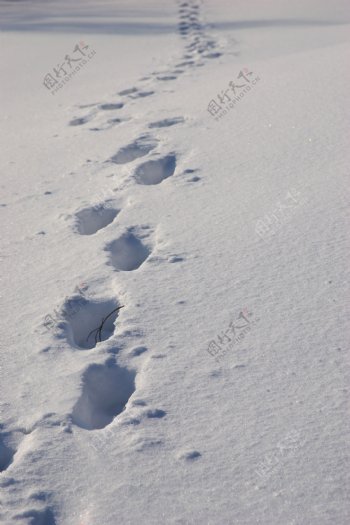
top-left (63, 0), bottom-right (223, 436)
top-left (0, 4), bottom-right (223, 508)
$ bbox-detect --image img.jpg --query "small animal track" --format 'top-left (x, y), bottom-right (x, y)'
top-left (106, 231), bottom-right (151, 271)
top-left (72, 358), bottom-right (136, 430)
top-left (74, 204), bottom-right (119, 235)
top-left (109, 136), bottom-right (157, 164)
top-left (148, 117), bottom-right (184, 128)
top-left (135, 154), bottom-right (176, 185)
top-left (64, 297), bottom-right (121, 349)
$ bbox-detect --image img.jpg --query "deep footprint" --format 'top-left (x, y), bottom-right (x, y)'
top-left (106, 231), bottom-right (150, 271)
top-left (148, 117), bottom-right (184, 129)
top-left (74, 205), bottom-right (119, 235)
top-left (109, 136), bottom-right (156, 164)
top-left (135, 155), bottom-right (176, 185)
top-left (72, 359), bottom-right (136, 430)
top-left (64, 297), bottom-right (121, 349)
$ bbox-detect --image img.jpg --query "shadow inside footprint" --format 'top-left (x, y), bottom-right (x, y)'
top-left (74, 205), bottom-right (119, 235)
top-left (109, 137), bottom-right (156, 164)
top-left (106, 232), bottom-right (150, 271)
top-left (0, 433), bottom-right (15, 472)
top-left (64, 297), bottom-right (121, 349)
top-left (135, 155), bottom-right (176, 185)
top-left (148, 117), bottom-right (184, 129)
top-left (72, 359), bottom-right (136, 430)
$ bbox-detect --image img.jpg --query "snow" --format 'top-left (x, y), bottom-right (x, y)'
top-left (0, 0), bottom-right (349, 523)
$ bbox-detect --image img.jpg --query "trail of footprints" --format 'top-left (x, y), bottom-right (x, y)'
top-left (66, 0), bottom-right (213, 430)
top-left (68, 0), bottom-right (223, 131)
top-left (64, 1), bottom-right (216, 434)
top-left (1, 3), bottom-right (216, 519)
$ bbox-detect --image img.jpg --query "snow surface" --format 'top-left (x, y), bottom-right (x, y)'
top-left (0, 0), bottom-right (349, 523)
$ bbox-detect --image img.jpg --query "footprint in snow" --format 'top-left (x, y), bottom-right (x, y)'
top-left (99, 102), bottom-right (123, 110)
top-left (105, 229), bottom-right (151, 271)
top-left (0, 433), bottom-right (15, 473)
top-left (129, 90), bottom-right (155, 99)
top-left (0, 430), bottom-right (27, 474)
top-left (74, 204), bottom-right (120, 235)
top-left (177, 450), bottom-right (201, 461)
top-left (148, 117), bottom-right (184, 129)
top-left (13, 508), bottom-right (56, 525)
top-left (72, 358), bottom-right (136, 430)
top-left (129, 346), bottom-right (148, 357)
top-left (69, 116), bottom-right (90, 126)
top-left (156, 75), bottom-right (178, 81)
top-left (134, 154), bottom-right (176, 185)
top-left (109, 136), bottom-right (157, 164)
top-left (62, 296), bottom-right (122, 349)
top-left (118, 87), bottom-right (138, 96)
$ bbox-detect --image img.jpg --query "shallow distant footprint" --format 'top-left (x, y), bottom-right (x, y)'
top-left (99, 102), bottom-right (124, 110)
top-left (74, 204), bottom-right (120, 235)
top-left (135, 154), bottom-right (176, 185)
top-left (109, 136), bottom-right (157, 165)
top-left (148, 117), bottom-right (184, 129)
top-left (69, 116), bottom-right (90, 126)
top-left (118, 87), bottom-right (138, 96)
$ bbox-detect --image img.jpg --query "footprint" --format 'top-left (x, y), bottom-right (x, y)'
top-left (148, 117), bottom-right (184, 129)
top-left (13, 508), bottom-right (56, 525)
top-left (0, 432), bottom-right (15, 473)
top-left (69, 116), bottom-right (90, 126)
top-left (129, 346), bottom-right (148, 357)
top-left (109, 136), bottom-right (157, 164)
top-left (99, 103), bottom-right (124, 110)
top-left (177, 450), bottom-right (201, 461)
top-left (64, 297), bottom-right (122, 349)
top-left (129, 91), bottom-right (155, 99)
top-left (145, 409), bottom-right (166, 419)
top-left (118, 87), bottom-right (138, 96)
top-left (135, 154), bottom-right (176, 185)
top-left (71, 359), bottom-right (136, 430)
top-left (106, 231), bottom-right (151, 271)
top-left (156, 75), bottom-right (177, 81)
top-left (74, 204), bottom-right (119, 235)
top-left (176, 60), bottom-right (195, 67)
top-left (204, 52), bottom-right (222, 59)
